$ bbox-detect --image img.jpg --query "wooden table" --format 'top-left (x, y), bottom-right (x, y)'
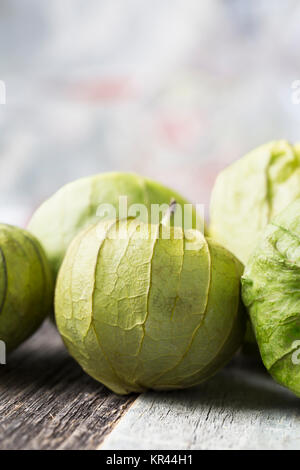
top-left (1, 321), bottom-right (300, 450)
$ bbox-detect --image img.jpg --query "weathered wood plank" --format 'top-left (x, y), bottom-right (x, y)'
top-left (101, 356), bottom-right (300, 450)
top-left (0, 321), bottom-right (136, 450)
top-left (2, 321), bottom-right (300, 450)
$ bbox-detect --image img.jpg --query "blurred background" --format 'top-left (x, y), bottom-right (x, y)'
top-left (1, 0), bottom-right (300, 226)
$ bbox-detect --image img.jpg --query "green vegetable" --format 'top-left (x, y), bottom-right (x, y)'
top-left (210, 141), bottom-right (300, 265)
top-left (55, 216), bottom-right (245, 395)
top-left (0, 224), bottom-right (53, 352)
top-left (28, 172), bottom-right (198, 280)
top-left (242, 199), bottom-right (300, 397)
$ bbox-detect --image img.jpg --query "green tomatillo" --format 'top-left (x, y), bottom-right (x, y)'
top-left (28, 172), bottom-right (199, 281)
top-left (210, 140), bottom-right (300, 265)
top-left (55, 212), bottom-right (246, 395)
top-left (0, 224), bottom-right (53, 352)
top-left (242, 199), bottom-right (300, 397)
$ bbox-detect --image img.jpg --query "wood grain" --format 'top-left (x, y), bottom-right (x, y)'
top-left (2, 321), bottom-right (300, 450)
top-left (0, 321), bottom-right (137, 450)
top-left (101, 355), bottom-right (300, 450)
